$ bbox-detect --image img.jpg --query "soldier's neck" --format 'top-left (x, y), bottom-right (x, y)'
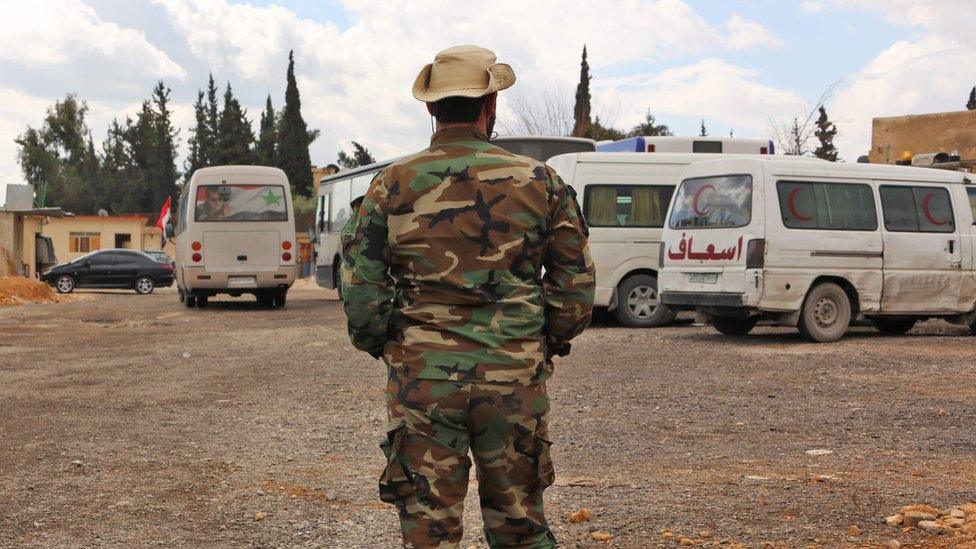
top-left (434, 120), bottom-right (488, 134)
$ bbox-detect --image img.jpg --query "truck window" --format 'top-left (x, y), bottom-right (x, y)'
top-left (776, 181), bottom-right (877, 231)
top-left (880, 185), bottom-right (954, 233)
top-left (669, 175), bottom-right (752, 229)
top-left (584, 185), bottom-right (674, 228)
top-left (968, 188), bottom-right (976, 221)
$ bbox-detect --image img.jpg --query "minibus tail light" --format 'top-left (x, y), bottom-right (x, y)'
top-left (646, 144), bottom-right (656, 152)
top-left (281, 240), bottom-right (292, 251)
top-left (281, 252), bottom-right (292, 262)
top-left (746, 239), bottom-right (765, 269)
top-left (191, 252), bottom-right (202, 263)
top-left (760, 147), bottom-right (769, 154)
top-left (191, 241), bottom-right (202, 251)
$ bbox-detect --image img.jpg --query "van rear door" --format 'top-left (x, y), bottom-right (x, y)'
top-left (204, 230), bottom-right (281, 273)
top-left (664, 173), bottom-right (762, 298)
top-left (878, 183), bottom-right (962, 312)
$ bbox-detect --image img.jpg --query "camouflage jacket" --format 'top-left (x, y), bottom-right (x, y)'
top-left (341, 127), bottom-right (595, 385)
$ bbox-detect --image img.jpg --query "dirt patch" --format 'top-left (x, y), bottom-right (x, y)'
top-left (0, 276), bottom-right (61, 306)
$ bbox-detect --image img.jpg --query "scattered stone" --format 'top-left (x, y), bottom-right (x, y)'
top-left (886, 540), bottom-right (901, 549)
top-left (962, 522), bottom-right (976, 535)
top-left (114, 500), bottom-right (131, 508)
top-left (805, 449), bottom-right (833, 456)
top-left (950, 508), bottom-right (967, 519)
top-left (900, 504), bottom-right (941, 517)
top-left (591, 531), bottom-right (613, 543)
top-left (698, 530), bottom-right (711, 540)
top-left (918, 520), bottom-right (949, 534)
top-left (182, 351), bottom-right (191, 359)
top-left (943, 517), bottom-right (965, 528)
top-left (70, 459), bottom-right (83, 467)
top-left (884, 514), bottom-right (902, 527)
top-left (744, 475), bottom-right (770, 481)
top-left (847, 525), bottom-right (861, 536)
top-left (903, 510), bottom-right (936, 528)
top-left (565, 508), bottom-right (592, 523)
top-left (661, 531), bottom-right (674, 540)
top-left (254, 511), bottom-right (266, 521)
top-left (676, 535), bottom-right (694, 546)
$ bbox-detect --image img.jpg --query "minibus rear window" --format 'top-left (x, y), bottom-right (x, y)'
top-left (776, 181), bottom-right (877, 231)
top-left (194, 184), bottom-right (288, 222)
top-left (584, 185), bottom-right (674, 228)
top-left (880, 185), bottom-right (954, 233)
top-left (669, 175), bottom-right (752, 229)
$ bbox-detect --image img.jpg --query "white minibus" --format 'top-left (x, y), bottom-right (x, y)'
top-left (548, 152), bottom-right (778, 327)
top-left (659, 156), bottom-right (976, 341)
top-left (492, 135), bottom-right (596, 161)
top-left (313, 159), bottom-right (396, 292)
top-left (169, 166), bottom-right (297, 308)
top-left (597, 136), bottom-right (773, 155)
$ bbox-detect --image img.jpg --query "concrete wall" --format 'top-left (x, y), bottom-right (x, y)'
top-left (42, 215), bottom-right (161, 263)
top-left (0, 212), bottom-right (43, 277)
top-left (870, 110), bottom-right (976, 164)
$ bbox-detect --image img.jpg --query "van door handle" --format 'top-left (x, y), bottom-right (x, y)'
top-left (948, 240), bottom-right (955, 254)
top-left (237, 255), bottom-right (247, 261)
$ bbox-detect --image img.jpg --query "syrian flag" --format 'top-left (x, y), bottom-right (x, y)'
top-left (156, 196), bottom-right (172, 246)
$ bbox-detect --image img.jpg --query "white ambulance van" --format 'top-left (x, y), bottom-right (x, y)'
top-left (659, 156), bottom-right (976, 341)
top-left (548, 152), bottom-right (768, 327)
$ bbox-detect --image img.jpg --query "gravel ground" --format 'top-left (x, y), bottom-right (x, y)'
top-left (1, 284), bottom-right (974, 548)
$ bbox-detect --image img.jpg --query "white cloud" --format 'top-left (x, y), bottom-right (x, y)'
top-left (595, 58), bottom-right (805, 137)
top-left (799, 1), bottom-right (825, 14)
top-left (724, 14), bottom-right (783, 50)
top-left (0, 0), bottom-right (185, 80)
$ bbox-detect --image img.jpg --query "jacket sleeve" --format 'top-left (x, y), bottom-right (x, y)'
top-left (542, 168), bottom-right (596, 356)
top-left (340, 170), bottom-right (394, 358)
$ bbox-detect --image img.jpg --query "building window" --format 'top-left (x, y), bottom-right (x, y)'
top-left (115, 233), bottom-right (132, 248)
top-left (69, 232), bottom-right (101, 253)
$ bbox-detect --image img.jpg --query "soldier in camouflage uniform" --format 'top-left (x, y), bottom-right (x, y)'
top-left (341, 45), bottom-right (595, 548)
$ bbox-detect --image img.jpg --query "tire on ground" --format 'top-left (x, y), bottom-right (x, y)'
top-left (870, 317), bottom-right (916, 335)
top-left (798, 282), bottom-right (852, 343)
top-left (55, 275), bottom-right (75, 294)
top-left (711, 315), bottom-right (758, 336)
top-left (613, 274), bottom-right (676, 328)
top-left (134, 276), bottom-right (155, 295)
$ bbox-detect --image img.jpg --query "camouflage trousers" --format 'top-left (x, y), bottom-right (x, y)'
top-left (380, 370), bottom-right (557, 548)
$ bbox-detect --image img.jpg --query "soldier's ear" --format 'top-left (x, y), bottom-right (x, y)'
top-left (484, 93), bottom-right (497, 117)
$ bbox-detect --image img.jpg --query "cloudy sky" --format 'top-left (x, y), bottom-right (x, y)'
top-left (2, 0), bottom-right (975, 199)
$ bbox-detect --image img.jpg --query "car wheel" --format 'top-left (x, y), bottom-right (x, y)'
top-left (798, 282), bottom-right (852, 342)
top-left (197, 295), bottom-right (209, 308)
top-left (185, 294), bottom-right (197, 308)
top-left (870, 318), bottom-right (917, 335)
top-left (55, 275), bottom-right (75, 294)
top-left (613, 274), bottom-right (676, 328)
top-left (134, 276), bottom-right (155, 295)
top-left (711, 315), bottom-right (758, 336)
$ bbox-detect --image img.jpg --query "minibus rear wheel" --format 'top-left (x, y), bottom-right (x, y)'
top-left (711, 315), bottom-right (758, 336)
top-left (870, 318), bottom-right (916, 335)
top-left (614, 274), bottom-right (675, 328)
top-left (798, 282), bottom-right (851, 342)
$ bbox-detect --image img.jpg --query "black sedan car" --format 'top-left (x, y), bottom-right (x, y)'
top-left (41, 249), bottom-right (174, 294)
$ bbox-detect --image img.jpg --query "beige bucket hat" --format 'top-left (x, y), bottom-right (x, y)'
top-left (412, 45), bottom-right (515, 102)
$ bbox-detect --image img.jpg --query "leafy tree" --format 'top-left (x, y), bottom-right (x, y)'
top-left (337, 142), bottom-right (376, 169)
top-left (813, 106), bottom-right (839, 161)
top-left (277, 50), bottom-right (316, 197)
top-left (700, 119), bottom-right (708, 137)
top-left (215, 83), bottom-right (256, 165)
top-left (967, 86), bottom-right (976, 110)
top-left (257, 95), bottom-right (277, 166)
top-left (589, 117), bottom-right (625, 141)
top-left (626, 109), bottom-right (672, 137)
top-left (571, 46), bottom-right (592, 138)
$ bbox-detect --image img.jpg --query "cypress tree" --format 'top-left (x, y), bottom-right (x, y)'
top-left (186, 90), bottom-right (208, 177)
top-left (257, 95), bottom-right (277, 166)
top-left (203, 74), bottom-right (220, 164)
top-left (571, 46), bottom-right (592, 138)
top-left (967, 86), bottom-right (976, 110)
top-left (216, 83), bottom-right (255, 165)
top-left (150, 81), bottom-right (180, 209)
top-left (337, 141), bottom-right (376, 169)
top-left (813, 106), bottom-right (839, 161)
top-left (277, 50), bottom-right (315, 197)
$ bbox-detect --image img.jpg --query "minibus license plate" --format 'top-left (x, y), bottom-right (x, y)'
top-left (689, 273), bottom-right (718, 285)
top-left (228, 276), bottom-right (256, 287)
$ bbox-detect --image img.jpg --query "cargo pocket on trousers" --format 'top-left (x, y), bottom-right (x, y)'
top-left (534, 434), bottom-right (555, 492)
top-left (378, 422), bottom-right (415, 506)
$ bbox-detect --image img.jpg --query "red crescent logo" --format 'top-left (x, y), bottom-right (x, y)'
top-left (922, 193), bottom-right (948, 226)
top-left (692, 184), bottom-right (716, 216)
top-left (787, 187), bottom-right (814, 221)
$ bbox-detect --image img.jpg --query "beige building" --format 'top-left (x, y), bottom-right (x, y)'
top-left (311, 164), bottom-right (340, 197)
top-left (870, 110), bottom-right (976, 164)
top-left (43, 214), bottom-right (167, 263)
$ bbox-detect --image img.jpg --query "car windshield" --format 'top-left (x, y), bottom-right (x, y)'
top-left (194, 184), bottom-right (288, 222)
top-left (669, 174), bottom-right (753, 229)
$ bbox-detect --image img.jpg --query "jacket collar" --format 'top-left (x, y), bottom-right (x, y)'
top-left (430, 126), bottom-right (489, 147)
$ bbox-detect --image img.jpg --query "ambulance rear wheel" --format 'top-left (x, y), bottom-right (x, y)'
top-left (614, 274), bottom-right (675, 328)
top-left (711, 315), bottom-right (758, 336)
top-left (798, 282), bottom-right (851, 342)
top-left (184, 294), bottom-right (197, 308)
